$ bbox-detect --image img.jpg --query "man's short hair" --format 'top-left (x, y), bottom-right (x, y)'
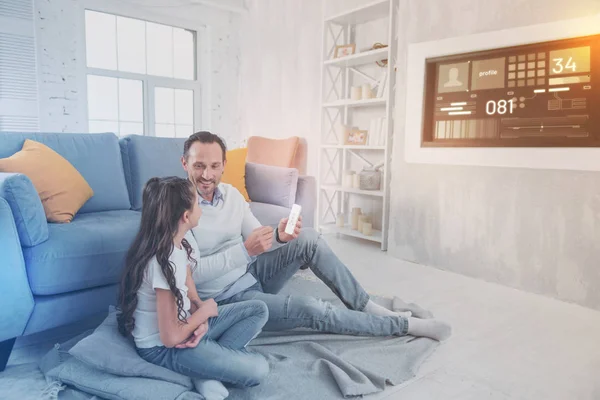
top-left (183, 131), bottom-right (227, 161)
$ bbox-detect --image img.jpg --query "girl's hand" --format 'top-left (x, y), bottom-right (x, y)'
top-left (175, 322), bottom-right (208, 348)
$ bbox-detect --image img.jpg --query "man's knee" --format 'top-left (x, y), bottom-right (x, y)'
top-left (296, 227), bottom-right (321, 251)
top-left (295, 228), bottom-right (321, 266)
top-left (298, 227), bottom-right (320, 242)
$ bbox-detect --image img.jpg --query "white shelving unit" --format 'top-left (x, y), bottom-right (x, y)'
top-left (316, 0), bottom-right (398, 250)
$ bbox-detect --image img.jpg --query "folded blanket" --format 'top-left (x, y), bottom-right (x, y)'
top-left (40, 274), bottom-right (439, 400)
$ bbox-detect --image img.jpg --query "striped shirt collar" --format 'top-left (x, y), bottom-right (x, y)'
top-left (198, 186), bottom-right (223, 207)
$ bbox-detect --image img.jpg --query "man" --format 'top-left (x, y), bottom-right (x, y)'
top-left (183, 131), bottom-right (450, 341)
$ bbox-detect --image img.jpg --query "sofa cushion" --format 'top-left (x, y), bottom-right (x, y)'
top-left (0, 132), bottom-right (131, 213)
top-left (23, 284), bottom-right (118, 336)
top-left (23, 210), bottom-right (141, 295)
top-left (0, 173), bottom-right (48, 246)
top-left (0, 140), bottom-right (94, 223)
top-left (221, 147), bottom-right (250, 202)
top-left (245, 163), bottom-right (298, 208)
top-left (120, 135), bottom-right (187, 211)
top-left (249, 202), bottom-right (291, 228)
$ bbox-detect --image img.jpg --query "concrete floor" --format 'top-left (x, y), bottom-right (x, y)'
top-left (323, 235), bottom-right (600, 400)
top-left (4, 233), bottom-right (600, 399)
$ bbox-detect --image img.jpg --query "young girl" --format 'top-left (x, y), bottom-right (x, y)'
top-left (117, 176), bottom-right (269, 394)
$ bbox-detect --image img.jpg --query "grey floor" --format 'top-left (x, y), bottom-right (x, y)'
top-left (3, 234), bottom-right (600, 399)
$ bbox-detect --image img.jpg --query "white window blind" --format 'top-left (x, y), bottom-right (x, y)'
top-left (0, 0), bottom-right (39, 132)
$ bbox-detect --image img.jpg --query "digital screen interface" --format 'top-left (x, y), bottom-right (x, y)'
top-left (423, 34), bottom-right (599, 145)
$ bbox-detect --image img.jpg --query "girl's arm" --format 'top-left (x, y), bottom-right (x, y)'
top-left (155, 287), bottom-right (217, 348)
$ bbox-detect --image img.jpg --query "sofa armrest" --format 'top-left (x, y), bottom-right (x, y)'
top-left (0, 173), bottom-right (48, 247)
top-left (295, 175), bottom-right (316, 228)
top-left (245, 163), bottom-right (298, 208)
top-left (0, 198), bottom-right (34, 342)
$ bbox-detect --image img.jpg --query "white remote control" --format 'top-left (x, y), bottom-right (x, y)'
top-left (284, 204), bottom-right (302, 235)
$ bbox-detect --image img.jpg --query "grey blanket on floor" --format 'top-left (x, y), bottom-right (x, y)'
top-left (40, 274), bottom-right (438, 400)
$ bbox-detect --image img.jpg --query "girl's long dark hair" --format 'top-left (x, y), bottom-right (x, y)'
top-left (117, 176), bottom-right (198, 337)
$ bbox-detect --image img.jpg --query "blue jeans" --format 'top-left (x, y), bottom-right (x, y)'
top-left (219, 228), bottom-right (409, 337)
top-left (137, 300), bottom-right (269, 388)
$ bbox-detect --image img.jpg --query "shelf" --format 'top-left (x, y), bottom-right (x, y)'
top-left (324, 47), bottom-right (388, 68)
top-left (318, 0), bottom-right (396, 252)
top-left (321, 144), bottom-right (386, 150)
top-left (326, 0), bottom-right (390, 25)
top-left (320, 223), bottom-right (383, 243)
top-left (323, 97), bottom-right (386, 108)
top-left (321, 185), bottom-right (384, 197)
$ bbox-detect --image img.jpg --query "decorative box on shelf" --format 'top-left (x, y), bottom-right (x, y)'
top-left (358, 165), bottom-right (382, 191)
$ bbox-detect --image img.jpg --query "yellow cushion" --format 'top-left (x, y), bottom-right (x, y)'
top-left (221, 147), bottom-right (250, 202)
top-left (0, 139), bottom-right (94, 223)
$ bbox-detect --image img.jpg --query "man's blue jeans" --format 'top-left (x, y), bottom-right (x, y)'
top-left (137, 300), bottom-right (269, 387)
top-left (219, 228), bottom-right (409, 337)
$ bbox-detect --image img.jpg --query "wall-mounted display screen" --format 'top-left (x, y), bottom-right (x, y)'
top-left (421, 34), bottom-right (599, 147)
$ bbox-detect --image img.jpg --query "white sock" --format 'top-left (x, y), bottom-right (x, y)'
top-left (406, 317), bottom-right (452, 342)
top-left (193, 379), bottom-right (229, 400)
top-left (364, 299), bottom-right (412, 318)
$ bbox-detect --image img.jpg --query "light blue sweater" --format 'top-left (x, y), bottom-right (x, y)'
top-left (190, 183), bottom-right (282, 299)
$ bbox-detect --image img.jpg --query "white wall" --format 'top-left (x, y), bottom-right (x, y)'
top-left (238, 0), bottom-right (322, 176)
top-left (34, 0), bottom-right (244, 147)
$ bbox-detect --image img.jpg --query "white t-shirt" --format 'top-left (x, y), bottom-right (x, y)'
top-left (133, 235), bottom-right (198, 348)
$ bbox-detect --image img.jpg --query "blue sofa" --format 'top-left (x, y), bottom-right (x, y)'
top-left (0, 132), bottom-right (315, 371)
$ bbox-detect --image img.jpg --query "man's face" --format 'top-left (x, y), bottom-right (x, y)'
top-left (182, 141), bottom-right (226, 199)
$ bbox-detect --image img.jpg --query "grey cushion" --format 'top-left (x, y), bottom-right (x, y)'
top-left (249, 202), bottom-right (291, 228)
top-left (245, 163), bottom-right (298, 208)
top-left (45, 357), bottom-right (200, 400)
top-left (68, 307), bottom-right (193, 389)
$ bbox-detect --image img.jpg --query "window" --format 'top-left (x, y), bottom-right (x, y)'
top-left (422, 34), bottom-right (600, 147)
top-left (84, 10), bottom-right (199, 137)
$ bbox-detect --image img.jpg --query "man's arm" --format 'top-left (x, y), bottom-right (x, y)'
top-left (241, 200), bottom-right (286, 252)
top-left (241, 200), bottom-right (261, 239)
top-left (185, 229), bottom-right (251, 284)
top-left (193, 241), bottom-right (253, 283)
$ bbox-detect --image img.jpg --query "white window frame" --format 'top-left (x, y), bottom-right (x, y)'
top-left (77, 0), bottom-right (208, 137)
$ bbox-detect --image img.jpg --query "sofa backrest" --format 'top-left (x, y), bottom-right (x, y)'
top-left (0, 132), bottom-right (131, 213)
top-left (119, 135), bottom-right (187, 211)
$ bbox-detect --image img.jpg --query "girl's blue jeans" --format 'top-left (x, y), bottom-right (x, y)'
top-left (137, 299), bottom-right (269, 388)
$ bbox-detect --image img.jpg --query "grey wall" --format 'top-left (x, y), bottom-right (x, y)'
top-left (389, 0), bottom-right (600, 311)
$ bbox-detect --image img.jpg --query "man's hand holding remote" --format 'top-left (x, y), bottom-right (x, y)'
top-left (277, 215), bottom-right (302, 243)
